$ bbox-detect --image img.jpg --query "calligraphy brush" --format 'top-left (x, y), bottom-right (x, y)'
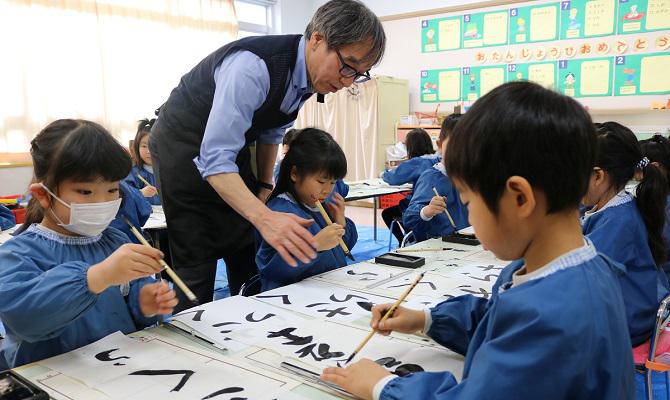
top-left (122, 216), bottom-right (199, 305)
top-left (344, 271), bottom-right (426, 365)
top-left (136, 174), bottom-right (152, 187)
top-left (314, 201), bottom-right (355, 261)
top-left (432, 187), bottom-right (456, 228)
top-left (395, 247), bottom-right (452, 253)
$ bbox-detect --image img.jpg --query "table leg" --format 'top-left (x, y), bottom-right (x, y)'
top-left (373, 197), bottom-right (378, 241)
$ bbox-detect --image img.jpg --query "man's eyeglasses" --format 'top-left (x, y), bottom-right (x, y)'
top-left (335, 48), bottom-right (371, 83)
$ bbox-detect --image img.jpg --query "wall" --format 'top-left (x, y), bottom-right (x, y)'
top-left (278, 0), bottom-right (314, 34)
top-left (372, 1), bottom-right (670, 135)
top-left (0, 166), bottom-right (32, 196)
top-left (311, 0), bottom-right (488, 17)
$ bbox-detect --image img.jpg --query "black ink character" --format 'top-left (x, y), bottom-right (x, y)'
top-left (176, 309), bottom-right (205, 322)
top-left (256, 294), bottom-right (292, 304)
top-left (95, 349), bottom-right (130, 366)
top-left (457, 284), bottom-right (491, 299)
top-left (267, 327), bottom-right (313, 346)
top-left (316, 307), bottom-right (352, 318)
top-left (389, 281), bottom-right (437, 290)
top-left (201, 386), bottom-right (245, 399)
top-left (462, 273), bottom-right (498, 282)
top-left (212, 321), bottom-right (241, 334)
top-left (356, 301), bottom-right (374, 311)
top-left (129, 370), bottom-right (195, 392)
top-left (295, 343), bottom-right (345, 361)
top-left (245, 312), bottom-right (275, 322)
top-left (374, 357), bottom-right (424, 377)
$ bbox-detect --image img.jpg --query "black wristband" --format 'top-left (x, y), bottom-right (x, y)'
top-left (258, 181), bottom-right (274, 190)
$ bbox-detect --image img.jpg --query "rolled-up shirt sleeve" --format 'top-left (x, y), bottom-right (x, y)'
top-left (193, 50), bottom-right (270, 178)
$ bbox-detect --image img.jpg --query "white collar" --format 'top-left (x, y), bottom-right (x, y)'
top-left (583, 189), bottom-right (632, 218)
top-left (509, 239), bottom-right (597, 288)
top-left (277, 192), bottom-right (319, 212)
top-left (433, 162), bottom-right (447, 176)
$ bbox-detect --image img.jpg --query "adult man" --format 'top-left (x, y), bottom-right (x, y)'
top-left (150, 0), bottom-right (386, 310)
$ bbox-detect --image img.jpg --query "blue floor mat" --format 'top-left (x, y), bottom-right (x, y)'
top-left (213, 225), bottom-right (395, 299)
top-left (636, 369), bottom-right (670, 399)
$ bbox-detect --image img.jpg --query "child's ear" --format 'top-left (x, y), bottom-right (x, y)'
top-left (505, 176), bottom-right (536, 218)
top-left (290, 166), bottom-right (298, 183)
top-left (29, 183), bottom-right (51, 209)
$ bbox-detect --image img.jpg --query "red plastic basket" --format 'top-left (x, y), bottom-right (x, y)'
top-left (379, 191), bottom-right (411, 209)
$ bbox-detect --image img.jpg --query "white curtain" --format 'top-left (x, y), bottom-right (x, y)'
top-left (294, 79), bottom-right (379, 181)
top-left (0, 0), bottom-right (237, 154)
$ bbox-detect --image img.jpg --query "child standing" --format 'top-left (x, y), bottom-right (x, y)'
top-left (0, 119), bottom-right (177, 368)
top-left (257, 128), bottom-right (357, 291)
top-left (582, 122), bottom-right (669, 346)
top-left (322, 82), bottom-right (633, 399)
top-left (124, 118), bottom-right (160, 205)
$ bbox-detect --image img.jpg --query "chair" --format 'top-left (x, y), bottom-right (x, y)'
top-left (642, 294), bottom-right (670, 399)
top-left (400, 230), bottom-right (416, 248)
top-left (239, 274), bottom-right (262, 297)
top-left (388, 219), bottom-right (408, 251)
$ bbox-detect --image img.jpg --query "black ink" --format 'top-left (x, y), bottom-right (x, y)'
top-left (394, 364), bottom-right (424, 377)
top-left (256, 294), bottom-right (291, 304)
top-left (295, 343), bottom-right (345, 361)
top-left (267, 327), bottom-right (313, 346)
top-left (465, 274), bottom-right (498, 282)
top-left (375, 357), bottom-right (402, 368)
top-left (457, 285), bottom-right (491, 299)
top-left (317, 307), bottom-right (352, 318)
top-left (346, 270), bottom-right (378, 276)
top-left (245, 312), bottom-right (275, 322)
top-left (95, 348), bottom-right (130, 365)
top-left (212, 321), bottom-right (241, 334)
top-left (329, 294), bottom-right (367, 303)
top-left (129, 370), bottom-right (195, 392)
top-left (388, 281), bottom-right (437, 290)
top-left (201, 387), bottom-right (245, 399)
top-left (306, 302), bottom-right (330, 308)
top-left (177, 309), bottom-right (205, 322)
top-left (356, 301), bottom-right (374, 311)
top-left (475, 264), bottom-right (503, 271)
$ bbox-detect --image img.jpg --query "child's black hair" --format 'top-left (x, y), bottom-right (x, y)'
top-left (20, 119), bottom-right (132, 233)
top-left (640, 134), bottom-right (670, 190)
top-left (282, 128), bottom-right (299, 146)
top-left (594, 122), bottom-right (668, 266)
top-left (445, 81), bottom-right (596, 216)
top-left (269, 128), bottom-right (347, 204)
top-left (405, 128), bottom-right (434, 159)
top-left (132, 118), bottom-right (156, 168)
top-left (438, 113), bottom-right (462, 143)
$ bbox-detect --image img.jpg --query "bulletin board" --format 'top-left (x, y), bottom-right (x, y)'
top-left (415, 0), bottom-right (670, 108)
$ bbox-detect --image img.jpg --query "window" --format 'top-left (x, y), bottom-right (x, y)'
top-left (234, 0), bottom-right (275, 37)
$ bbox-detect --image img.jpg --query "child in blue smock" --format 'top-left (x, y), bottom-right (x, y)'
top-left (381, 127), bottom-right (444, 243)
top-left (640, 134), bottom-right (670, 282)
top-left (273, 128), bottom-right (349, 201)
top-left (257, 128), bottom-right (357, 291)
top-left (109, 181), bottom-right (152, 244)
top-left (322, 82), bottom-right (634, 400)
top-left (582, 122), bottom-right (669, 346)
top-left (403, 117), bottom-right (468, 242)
top-left (0, 119), bottom-right (178, 368)
top-left (123, 118), bottom-right (160, 205)
top-left (0, 204), bottom-right (15, 230)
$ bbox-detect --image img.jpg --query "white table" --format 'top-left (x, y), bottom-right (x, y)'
top-left (13, 238), bottom-right (504, 399)
top-left (344, 178), bottom-right (413, 241)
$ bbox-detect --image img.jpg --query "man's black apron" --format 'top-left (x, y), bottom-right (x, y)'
top-left (150, 34), bottom-right (306, 268)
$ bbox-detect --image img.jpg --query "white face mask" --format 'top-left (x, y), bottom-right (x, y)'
top-left (41, 183), bottom-right (121, 237)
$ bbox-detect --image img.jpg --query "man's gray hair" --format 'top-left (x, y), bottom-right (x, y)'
top-left (305, 0), bottom-right (386, 66)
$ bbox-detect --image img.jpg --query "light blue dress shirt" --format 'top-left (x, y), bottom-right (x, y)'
top-left (193, 36), bottom-right (312, 178)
